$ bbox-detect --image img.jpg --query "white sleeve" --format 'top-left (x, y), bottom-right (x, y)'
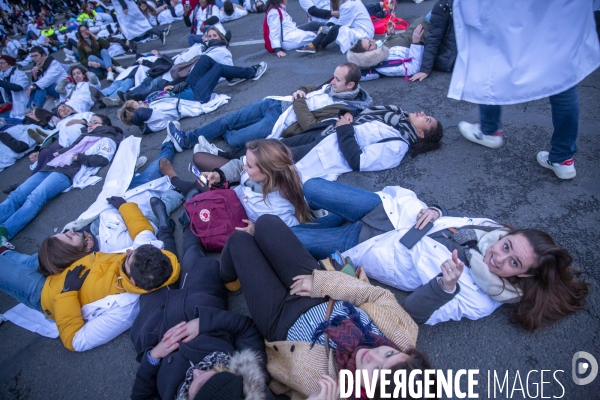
top-left (298, 0), bottom-right (314, 13)
top-left (146, 109), bottom-right (168, 132)
top-left (35, 61), bottom-right (67, 90)
top-left (359, 140), bottom-right (408, 172)
top-left (335, 3), bottom-right (354, 26)
top-left (425, 290), bottom-right (502, 325)
top-left (85, 137), bottom-right (118, 163)
top-left (132, 230), bottom-right (164, 250)
top-left (71, 300), bottom-right (139, 352)
top-left (267, 9), bottom-right (282, 49)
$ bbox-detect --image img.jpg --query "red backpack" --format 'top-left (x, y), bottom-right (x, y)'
top-left (263, 7), bottom-right (283, 53)
top-left (184, 188), bottom-right (248, 252)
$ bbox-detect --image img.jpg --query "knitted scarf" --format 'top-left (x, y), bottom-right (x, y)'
top-left (322, 84), bottom-right (373, 111)
top-left (175, 351), bottom-right (231, 400)
top-left (310, 302), bottom-right (398, 373)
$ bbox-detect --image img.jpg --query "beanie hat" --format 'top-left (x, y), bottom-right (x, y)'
top-left (194, 372), bottom-right (245, 400)
top-left (0, 55), bottom-right (16, 66)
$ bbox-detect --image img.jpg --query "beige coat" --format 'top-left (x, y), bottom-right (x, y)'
top-left (266, 270), bottom-right (419, 400)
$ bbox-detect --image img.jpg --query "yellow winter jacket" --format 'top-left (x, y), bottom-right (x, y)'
top-left (40, 202), bottom-right (180, 351)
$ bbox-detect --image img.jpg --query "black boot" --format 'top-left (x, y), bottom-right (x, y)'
top-left (150, 197), bottom-right (170, 228)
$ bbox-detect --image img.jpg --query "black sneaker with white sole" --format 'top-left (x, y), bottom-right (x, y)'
top-left (252, 62), bottom-right (267, 80)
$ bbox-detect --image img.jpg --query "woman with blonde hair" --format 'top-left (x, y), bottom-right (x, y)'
top-left (160, 139), bottom-right (312, 229)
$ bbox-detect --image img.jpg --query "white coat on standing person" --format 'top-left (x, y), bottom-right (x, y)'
top-left (333, 0), bottom-right (374, 53)
top-left (448, 0), bottom-right (600, 180)
top-left (110, 0), bottom-right (154, 40)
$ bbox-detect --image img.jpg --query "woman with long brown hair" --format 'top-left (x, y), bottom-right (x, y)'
top-left (76, 24), bottom-right (121, 81)
top-left (160, 139), bottom-right (313, 229)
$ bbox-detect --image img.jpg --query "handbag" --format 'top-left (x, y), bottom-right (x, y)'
top-left (184, 188), bottom-right (248, 252)
top-left (371, 14), bottom-right (408, 35)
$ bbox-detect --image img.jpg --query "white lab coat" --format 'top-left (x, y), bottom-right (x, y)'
top-left (0, 124), bottom-right (39, 172)
top-left (54, 111), bottom-right (94, 148)
top-left (157, 3), bottom-right (185, 25)
top-left (0, 66), bottom-right (29, 119)
top-left (62, 81), bottom-right (101, 113)
top-left (376, 45), bottom-right (424, 77)
top-left (191, 4), bottom-right (225, 35)
top-left (266, 6), bottom-right (316, 51)
top-left (342, 186), bottom-right (503, 325)
top-left (299, 0), bottom-right (330, 23)
top-left (333, 0), bottom-right (374, 53)
top-left (219, 6), bottom-right (248, 22)
top-left (296, 120), bottom-right (409, 182)
top-left (448, 0), bottom-right (600, 104)
top-left (34, 58), bottom-right (68, 90)
top-left (111, 0), bottom-right (153, 40)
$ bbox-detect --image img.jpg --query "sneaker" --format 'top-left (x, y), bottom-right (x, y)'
top-left (62, 48), bottom-right (74, 57)
top-left (252, 61), bottom-right (267, 81)
top-left (536, 151), bottom-right (576, 179)
top-left (117, 90), bottom-right (126, 103)
top-left (167, 121), bottom-right (186, 152)
top-left (114, 66), bottom-right (125, 73)
top-left (107, 71), bottom-right (115, 82)
top-left (0, 226), bottom-right (14, 250)
top-left (135, 156), bottom-right (147, 171)
top-left (194, 135), bottom-right (223, 155)
top-left (64, 55), bottom-right (77, 63)
top-left (102, 96), bottom-right (122, 107)
top-left (228, 77), bottom-right (246, 86)
top-left (296, 44), bottom-right (316, 54)
top-left (161, 31), bottom-right (167, 46)
top-left (361, 70), bottom-right (380, 81)
top-left (458, 122), bottom-right (503, 149)
top-left (165, 25), bottom-right (171, 37)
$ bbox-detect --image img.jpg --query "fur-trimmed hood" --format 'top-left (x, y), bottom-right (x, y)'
top-left (347, 46), bottom-right (389, 68)
top-left (228, 349), bottom-right (270, 400)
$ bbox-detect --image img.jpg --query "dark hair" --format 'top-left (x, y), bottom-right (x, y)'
top-left (77, 24), bottom-right (100, 54)
top-left (129, 244), bottom-right (173, 290)
top-left (29, 46), bottom-right (45, 56)
top-left (265, 0), bottom-right (284, 10)
top-left (256, 1), bottom-right (266, 12)
top-left (350, 39), bottom-right (368, 54)
top-left (339, 62), bottom-right (361, 87)
top-left (69, 65), bottom-right (88, 81)
top-left (410, 120), bottom-right (443, 157)
top-left (223, 0), bottom-right (234, 15)
top-left (372, 348), bottom-right (435, 400)
top-left (38, 236), bottom-right (90, 276)
top-left (34, 107), bottom-right (53, 126)
top-left (93, 113), bottom-right (112, 126)
top-left (504, 229), bottom-right (589, 331)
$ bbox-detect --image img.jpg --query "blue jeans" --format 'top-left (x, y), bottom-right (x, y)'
top-left (0, 172), bottom-right (71, 239)
top-left (101, 77), bottom-right (135, 97)
top-left (186, 98), bottom-right (283, 148)
top-left (129, 141), bottom-right (175, 189)
top-left (180, 55), bottom-right (255, 104)
top-left (129, 76), bottom-right (166, 98)
top-left (28, 83), bottom-right (60, 108)
top-left (88, 49), bottom-right (114, 78)
top-left (479, 85), bottom-right (579, 163)
top-left (0, 250), bottom-right (45, 312)
top-left (289, 178), bottom-right (382, 259)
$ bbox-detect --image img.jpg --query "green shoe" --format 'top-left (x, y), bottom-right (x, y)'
top-left (0, 226), bottom-right (14, 250)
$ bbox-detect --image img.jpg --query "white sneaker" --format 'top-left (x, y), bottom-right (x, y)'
top-left (458, 121), bottom-right (503, 149)
top-left (107, 71), bottom-right (115, 82)
top-left (536, 151), bottom-right (576, 179)
top-left (102, 96), bottom-right (122, 107)
top-left (194, 136), bottom-right (223, 155)
top-left (114, 66), bottom-right (125, 73)
top-left (135, 156), bottom-right (147, 171)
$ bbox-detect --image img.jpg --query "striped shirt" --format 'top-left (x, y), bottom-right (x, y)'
top-left (286, 301), bottom-right (383, 347)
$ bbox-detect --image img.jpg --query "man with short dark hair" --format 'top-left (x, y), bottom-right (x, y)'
top-left (166, 62), bottom-right (372, 149)
top-left (27, 45), bottom-right (68, 108)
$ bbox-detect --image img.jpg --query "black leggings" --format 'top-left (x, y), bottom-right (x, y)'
top-left (220, 215), bottom-right (327, 342)
top-left (311, 24), bottom-right (341, 50)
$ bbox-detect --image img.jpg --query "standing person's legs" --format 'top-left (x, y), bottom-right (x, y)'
top-left (128, 141), bottom-right (176, 189)
top-left (0, 172), bottom-right (70, 239)
top-left (459, 104), bottom-right (503, 148)
top-left (479, 105), bottom-right (502, 135)
top-left (220, 229), bottom-right (325, 341)
top-left (548, 85), bottom-right (579, 164)
top-left (0, 251), bottom-right (45, 312)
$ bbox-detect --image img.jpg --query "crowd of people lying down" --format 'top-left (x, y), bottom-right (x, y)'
top-left (0, 0), bottom-right (598, 399)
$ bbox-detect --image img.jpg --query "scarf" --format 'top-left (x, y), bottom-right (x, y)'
top-left (176, 351), bottom-right (231, 400)
top-left (323, 84), bottom-right (373, 111)
top-left (310, 302), bottom-right (398, 373)
top-left (46, 135), bottom-right (101, 167)
top-left (467, 229), bottom-right (523, 303)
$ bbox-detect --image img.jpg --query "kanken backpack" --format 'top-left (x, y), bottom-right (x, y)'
top-left (184, 189), bottom-right (248, 252)
top-left (263, 7), bottom-right (283, 53)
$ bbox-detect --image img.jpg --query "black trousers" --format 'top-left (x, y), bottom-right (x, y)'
top-left (220, 215), bottom-right (327, 342)
top-left (281, 129), bottom-right (326, 162)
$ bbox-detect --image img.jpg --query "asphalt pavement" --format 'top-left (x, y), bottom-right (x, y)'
top-left (0, 1), bottom-right (599, 399)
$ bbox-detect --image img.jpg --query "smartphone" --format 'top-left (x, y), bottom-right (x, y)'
top-left (188, 163), bottom-right (208, 186)
top-left (399, 222), bottom-right (433, 249)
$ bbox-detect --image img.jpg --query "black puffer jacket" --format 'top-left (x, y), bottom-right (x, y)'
top-left (420, 0), bottom-right (457, 74)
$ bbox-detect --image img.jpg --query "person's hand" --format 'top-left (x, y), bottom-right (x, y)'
top-left (409, 72), bottom-right (429, 82)
top-left (202, 171), bottom-right (221, 186)
top-left (412, 24), bottom-right (424, 44)
top-left (31, 66), bottom-right (40, 75)
top-left (387, 20), bottom-right (395, 36)
top-left (160, 318), bottom-right (200, 344)
top-left (307, 375), bottom-right (338, 400)
top-left (439, 250), bottom-right (464, 292)
top-left (292, 89), bottom-right (306, 100)
top-left (150, 50), bottom-right (160, 56)
top-left (149, 322), bottom-right (186, 359)
top-left (330, 10), bottom-right (339, 18)
top-left (89, 61), bottom-right (101, 68)
top-left (276, 50), bottom-right (286, 58)
top-left (415, 208), bottom-right (440, 229)
top-left (335, 112), bottom-right (353, 127)
top-left (235, 219), bottom-right (255, 235)
top-left (164, 85), bottom-right (174, 91)
top-left (123, 8), bottom-right (128, 14)
top-left (72, 154), bottom-right (79, 162)
top-left (29, 151), bottom-right (39, 162)
top-left (290, 275), bottom-right (313, 297)
top-left (61, 264), bottom-right (91, 293)
top-left (106, 196), bottom-right (127, 209)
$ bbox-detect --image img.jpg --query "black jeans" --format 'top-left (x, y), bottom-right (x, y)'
top-left (220, 215), bottom-right (327, 342)
top-left (281, 129), bottom-right (326, 162)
